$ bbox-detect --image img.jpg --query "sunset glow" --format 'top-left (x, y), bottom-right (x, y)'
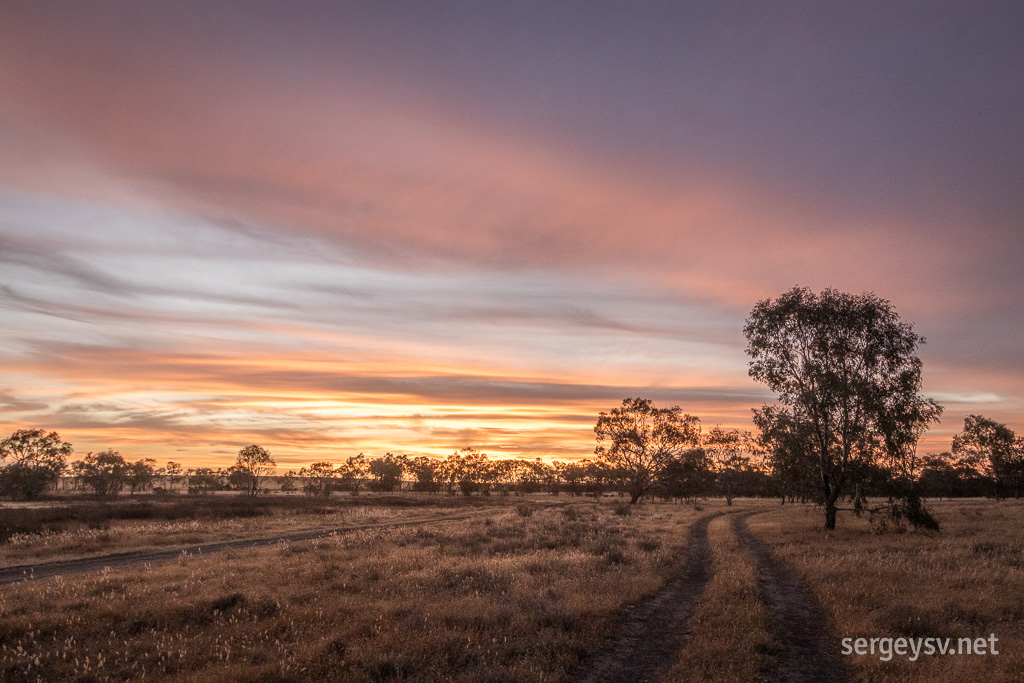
top-left (2, 2), bottom-right (1022, 468)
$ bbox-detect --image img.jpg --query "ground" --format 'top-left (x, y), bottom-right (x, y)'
top-left (0, 494), bottom-right (1020, 682)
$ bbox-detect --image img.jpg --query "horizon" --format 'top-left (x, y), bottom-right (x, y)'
top-left (2, 2), bottom-right (1022, 470)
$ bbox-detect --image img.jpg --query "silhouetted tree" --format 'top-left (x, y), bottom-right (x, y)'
top-left (338, 453), bottom-right (369, 495)
top-left (409, 456), bottom-right (441, 493)
top-left (0, 429), bottom-right (72, 500)
top-left (279, 470), bottom-right (299, 493)
top-left (594, 398), bottom-right (702, 504)
top-left (187, 467), bottom-right (221, 494)
top-left (126, 458), bottom-right (156, 496)
top-left (299, 461), bottom-right (337, 497)
top-left (164, 461), bottom-right (183, 492)
top-left (918, 452), bottom-right (990, 498)
top-left (232, 445), bottom-right (276, 497)
top-left (369, 453), bottom-right (407, 492)
top-left (77, 450), bottom-right (129, 496)
top-left (753, 405), bottom-right (819, 504)
top-left (555, 460), bottom-right (588, 497)
top-left (704, 426), bottom-right (755, 506)
top-left (745, 287), bottom-right (941, 530)
top-left (953, 415), bottom-right (1024, 498)
top-left (658, 448), bottom-right (714, 503)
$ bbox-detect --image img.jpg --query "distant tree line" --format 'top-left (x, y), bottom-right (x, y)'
top-left (0, 285), bottom-right (1019, 519)
top-left (0, 416), bottom-right (1020, 504)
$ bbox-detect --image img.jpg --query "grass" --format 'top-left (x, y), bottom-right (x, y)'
top-left (3, 496), bottom-right (1021, 681)
top-left (0, 500), bottom-right (707, 682)
top-left (748, 498), bottom-right (1024, 682)
top-left (0, 495), bottom-right (501, 567)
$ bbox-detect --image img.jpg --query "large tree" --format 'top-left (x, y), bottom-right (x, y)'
top-left (953, 415), bottom-right (1024, 498)
top-left (594, 397), bottom-right (701, 503)
top-left (0, 429), bottom-right (72, 500)
top-left (744, 287), bottom-right (941, 530)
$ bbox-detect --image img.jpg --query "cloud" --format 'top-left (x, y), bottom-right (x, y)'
top-left (1, 2), bottom-right (1022, 464)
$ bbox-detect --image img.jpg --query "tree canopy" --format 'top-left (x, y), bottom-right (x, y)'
top-left (0, 429), bottom-right (73, 500)
top-left (232, 445), bottom-right (276, 497)
top-left (744, 286), bottom-right (942, 529)
top-left (594, 397), bottom-right (702, 503)
top-left (953, 415), bottom-right (1024, 499)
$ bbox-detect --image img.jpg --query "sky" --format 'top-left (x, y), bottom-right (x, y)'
top-left (1, 1), bottom-right (1022, 468)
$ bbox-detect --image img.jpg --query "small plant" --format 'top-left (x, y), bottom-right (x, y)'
top-left (515, 504), bottom-right (534, 518)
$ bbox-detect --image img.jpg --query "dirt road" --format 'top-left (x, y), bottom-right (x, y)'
top-left (575, 508), bottom-right (850, 683)
top-left (734, 512), bottom-right (852, 683)
top-left (573, 512), bottom-right (722, 683)
top-left (0, 510), bottom-right (484, 586)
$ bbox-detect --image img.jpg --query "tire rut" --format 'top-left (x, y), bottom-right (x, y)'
top-left (0, 510), bottom-right (484, 586)
top-left (733, 512), bottom-right (852, 683)
top-left (572, 512), bottom-right (722, 683)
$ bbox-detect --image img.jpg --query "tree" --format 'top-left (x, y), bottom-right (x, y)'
top-left (298, 461), bottom-right (337, 497)
top-left (594, 398), bottom-right (702, 504)
top-left (280, 469), bottom-right (299, 493)
top-left (78, 450), bottom-right (129, 496)
top-left (744, 287), bottom-right (942, 530)
top-left (0, 429), bottom-right (72, 500)
top-left (408, 456), bottom-right (441, 493)
top-left (753, 405), bottom-right (819, 504)
top-left (369, 453), bottom-right (407, 492)
top-left (338, 453), bottom-right (368, 495)
top-left (187, 467), bottom-right (221, 495)
top-left (232, 445), bottom-right (276, 497)
top-left (164, 461), bottom-right (183, 492)
top-left (704, 426), bottom-right (754, 506)
top-left (658, 448), bottom-right (714, 504)
top-left (126, 458), bottom-right (157, 496)
top-left (953, 415), bottom-right (1024, 498)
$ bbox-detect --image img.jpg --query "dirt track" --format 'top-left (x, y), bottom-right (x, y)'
top-left (574, 508), bottom-right (851, 683)
top-left (734, 512), bottom-right (852, 683)
top-left (0, 510), bottom-right (484, 586)
top-left (572, 512), bottom-right (722, 683)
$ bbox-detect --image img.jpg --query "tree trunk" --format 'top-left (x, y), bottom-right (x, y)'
top-left (629, 490), bottom-right (642, 504)
top-left (824, 498), bottom-right (837, 530)
top-left (853, 482), bottom-right (866, 510)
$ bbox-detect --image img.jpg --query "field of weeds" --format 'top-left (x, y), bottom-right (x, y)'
top-left (749, 499), bottom-right (1024, 681)
top-left (0, 500), bottom-right (706, 682)
top-left (0, 495), bottom-right (500, 567)
top-left (3, 497), bottom-right (1021, 682)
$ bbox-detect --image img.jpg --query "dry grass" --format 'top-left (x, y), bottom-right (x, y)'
top-left (0, 501), bottom-right (707, 682)
top-left (664, 507), bottom-right (774, 682)
top-left (748, 499), bottom-right (1024, 682)
top-left (0, 497), bottom-right (493, 567)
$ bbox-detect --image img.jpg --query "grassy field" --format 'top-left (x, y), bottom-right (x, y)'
top-left (0, 495), bottom-right (1020, 681)
top-left (0, 497), bottom-right (705, 682)
top-left (750, 499), bottom-right (1024, 682)
top-left (0, 495), bottom-right (499, 567)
